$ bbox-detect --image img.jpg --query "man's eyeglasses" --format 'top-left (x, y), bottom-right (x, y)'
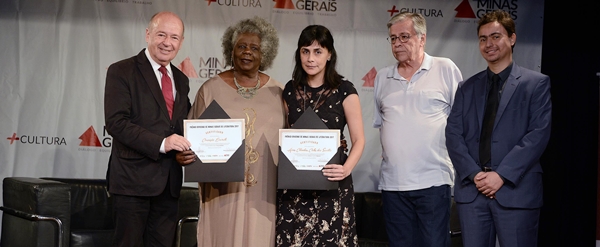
top-left (387, 34), bottom-right (412, 44)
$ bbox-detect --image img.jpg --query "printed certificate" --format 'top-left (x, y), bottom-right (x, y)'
top-left (184, 119), bottom-right (245, 163)
top-left (279, 129), bottom-right (340, 171)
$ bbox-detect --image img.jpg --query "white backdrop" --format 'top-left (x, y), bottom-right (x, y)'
top-left (0, 0), bottom-right (544, 234)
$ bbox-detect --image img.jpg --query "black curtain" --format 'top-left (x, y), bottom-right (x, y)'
top-left (539, 1), bottom-right (600, 246)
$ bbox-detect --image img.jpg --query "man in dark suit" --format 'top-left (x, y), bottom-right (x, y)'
top-left (104, 11), bottom-right (191, 247)
top-left (445, 10), bottom-right (551, 247)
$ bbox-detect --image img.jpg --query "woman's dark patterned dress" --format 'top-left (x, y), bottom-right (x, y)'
top-left (276, 80), bottom-right (358, 247)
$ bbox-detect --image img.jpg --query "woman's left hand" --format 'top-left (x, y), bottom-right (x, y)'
top-left (176, 150), bottom-right (197, 166)
top-left (322, 164), bottom-right (350, 181)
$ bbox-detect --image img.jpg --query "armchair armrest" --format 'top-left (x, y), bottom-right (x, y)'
top-left (2, 177), bottom-right (71, 247)
top-left (175, 186), bottom-right (199, 247)
top-left (175, 216), bottom-right (199, 247)
top-left (0, 206), bottom-right (64, 247)
top-left (449, 197), bottom-right (462, 237)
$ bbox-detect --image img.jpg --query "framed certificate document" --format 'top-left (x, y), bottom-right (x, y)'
top-left (183, 100), bottom-right (246, 182)
top-left (277, 107), bottom-right (342, 190)
top-left (279, 129), bottom-right (340, 171)
top-left (184, 119), bottom-right (245, 163)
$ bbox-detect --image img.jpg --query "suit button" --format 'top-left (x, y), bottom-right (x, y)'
top-left (170, 125), bottom-right (174, 129)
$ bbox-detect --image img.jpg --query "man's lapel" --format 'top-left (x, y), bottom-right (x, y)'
top-left (495, 65), bottom-right (522, 127)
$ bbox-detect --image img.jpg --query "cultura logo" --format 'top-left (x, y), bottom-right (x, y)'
top-left (387, 5), bottom-right (400, 17)
top-left (6, 133), bottom-right (19, 144)
top-left (5, 132), bottom-right (67, 145)
top-left (362, 67), bottom-right (377, 88)
top-left (79, 126), bottom-right (112, 148)
top-left (206, 0), bottom-right (263, 7)
top-left (387, 5), bottom-right (444, 18)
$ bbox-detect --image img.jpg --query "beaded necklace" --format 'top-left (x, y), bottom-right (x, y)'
top-left (233, 72), bottom-right (260, 99)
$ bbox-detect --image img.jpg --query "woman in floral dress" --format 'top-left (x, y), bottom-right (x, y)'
top-left (276, 24), bottom-right (365, 247)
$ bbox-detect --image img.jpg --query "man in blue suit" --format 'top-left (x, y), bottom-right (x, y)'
top-left (445, 10), bottom-right (551, 247)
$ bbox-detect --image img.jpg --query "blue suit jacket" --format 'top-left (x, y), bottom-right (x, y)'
top-left (446, 64), bottom-right (551, 209)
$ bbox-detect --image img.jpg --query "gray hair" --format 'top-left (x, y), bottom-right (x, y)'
top-left (387, 12), bottom-right (427, 37)
top-left (222, 16), bottom-right (279, 71)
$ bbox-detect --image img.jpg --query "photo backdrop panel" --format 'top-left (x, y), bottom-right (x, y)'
top-left (0, 2), bottom-right (544, 235)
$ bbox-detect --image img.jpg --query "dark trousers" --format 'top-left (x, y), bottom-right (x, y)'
top-left (382, 185), bottom-right (451, 247)
top-left (457, 193), bottom-right (540, 247)
top-left (111, 186), bottom-right (178, 247)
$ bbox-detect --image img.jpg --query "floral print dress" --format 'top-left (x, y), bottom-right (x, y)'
top-left (276, 80), bottom-right (358, 247)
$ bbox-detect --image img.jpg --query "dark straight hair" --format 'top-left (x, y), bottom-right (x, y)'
top-left (477, 10), bottom-right (516, 49)
top-left (292, 25), bottom-right (343, 89)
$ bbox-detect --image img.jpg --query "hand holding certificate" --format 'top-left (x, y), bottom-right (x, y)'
top-left (183, 100), bottom-right (246, 182)
top-left (185, 119), bottom-right (245, 163)
top-left (280, 129), bottom-right (340, 171)
top-left (277, 107), bottom-right (342, 190)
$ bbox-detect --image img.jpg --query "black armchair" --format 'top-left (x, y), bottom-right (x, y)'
top-left (1, 177), bottom-right (199, 247)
